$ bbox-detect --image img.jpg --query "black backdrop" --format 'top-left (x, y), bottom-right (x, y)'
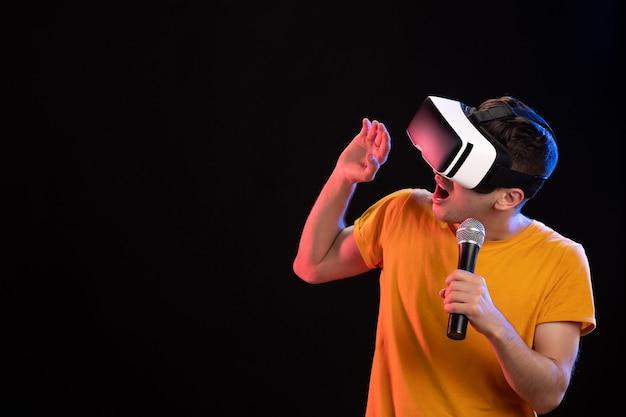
top-left (6, 1), bottom-right (623, 416)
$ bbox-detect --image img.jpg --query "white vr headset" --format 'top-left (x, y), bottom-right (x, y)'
top-left (406, 95), bottom-right (553, 199)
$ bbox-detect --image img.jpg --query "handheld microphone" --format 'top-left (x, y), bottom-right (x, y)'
top-left (447, 218), bottom-right (485, 340)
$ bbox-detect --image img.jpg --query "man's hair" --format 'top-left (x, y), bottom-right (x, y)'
top-left (478, 96), bottom-right (559, 181)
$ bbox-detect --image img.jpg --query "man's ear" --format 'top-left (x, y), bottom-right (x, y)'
top-left (494, 188), bottom-right (526, 210)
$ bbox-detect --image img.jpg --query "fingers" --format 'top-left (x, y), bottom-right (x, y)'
top-left (444, 269), bottom-right (480, 286)
top-left (355, 117), bottom-right (391, 171)
top-left (365, 119), bottom-right (391, 164)
top-left (376, 122), bottom-right (391, 163)
top-left (441, 271), bottom-right (487, 314)
top-left (360, 118), bottom-right (372, 136)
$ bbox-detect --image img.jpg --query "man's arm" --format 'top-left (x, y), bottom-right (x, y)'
top-left (442, 270), bottom-right (582, 414)
top-left (487, 319), bottom-right (581, 415)
top-left (293, 118), bottom-right (391, 284)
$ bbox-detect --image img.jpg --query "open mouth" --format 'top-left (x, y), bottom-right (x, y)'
top-left (433, 184), bottom-right (449, 201)
top-left (433, 174), bottom-right (451, 202)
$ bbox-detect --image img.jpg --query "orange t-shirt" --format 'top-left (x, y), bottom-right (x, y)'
top-left (353, 188), bottom-right (596, 417)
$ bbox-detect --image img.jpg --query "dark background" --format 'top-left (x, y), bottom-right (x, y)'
top-left (6, 1), bottom-right (623, 416)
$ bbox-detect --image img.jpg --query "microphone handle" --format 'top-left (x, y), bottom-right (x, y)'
top-left (447, 242), bottom-right (480, 340)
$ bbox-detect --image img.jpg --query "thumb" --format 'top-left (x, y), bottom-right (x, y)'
top-left (364, 153), bottom-right (381, 180)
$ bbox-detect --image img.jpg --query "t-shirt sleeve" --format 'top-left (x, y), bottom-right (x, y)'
top-left (538, 242), bottom-right (596, 336)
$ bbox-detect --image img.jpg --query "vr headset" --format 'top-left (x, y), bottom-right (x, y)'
top-left (406, 95), bottom-right (552, 199)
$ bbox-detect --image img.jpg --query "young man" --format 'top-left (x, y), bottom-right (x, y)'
top-left (292, 95), bottom-right (596, 416)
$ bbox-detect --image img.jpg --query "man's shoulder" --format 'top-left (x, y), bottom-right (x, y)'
top-left (384, 188), bottom-right (432, 204)
top-left (362, 188), bottom-right (435, 223)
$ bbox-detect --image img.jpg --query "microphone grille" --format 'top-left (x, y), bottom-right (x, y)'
top-left (456, 218), bottom-right (486, 247)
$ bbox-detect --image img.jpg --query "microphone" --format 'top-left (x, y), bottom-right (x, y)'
top-left (447, 218), bottom-right (486, 340)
